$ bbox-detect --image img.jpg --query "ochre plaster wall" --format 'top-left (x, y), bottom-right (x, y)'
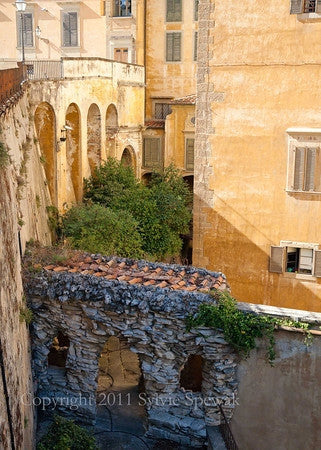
top-left (194, 0), bottom-right (321, 312)
top-left (145, 0), bottom-right (197, 119)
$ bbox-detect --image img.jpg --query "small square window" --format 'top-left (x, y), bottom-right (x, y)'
top-left (286, 247), bottom-right (313, 274)
top-left (154, 103), bottom-right (172, 119)
top-left (114, 0), bottom-right (131, 17)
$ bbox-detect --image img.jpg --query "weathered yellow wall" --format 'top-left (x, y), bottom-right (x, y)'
top-left (165, 104), bottom-right (195, 173)
top-left (145, 0), bottom-right (197, 119)
top-left (194, 0), bottom-right (321, 312)
top-left (0, 89), bottom-right (54, 449)
top-left (0, 0), bottom-right (107, 62)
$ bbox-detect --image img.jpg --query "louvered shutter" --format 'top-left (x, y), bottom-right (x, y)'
top-left (167, 0), bottom-right (182, 22)
top-left (144, 138), bottom-right (151, 167)
top-left (17, 13), bottom-right (33, 47)
top-left (173, 33), bottom-right (181, 61)
top-left (195, 0), bottom-right (199, 20)
top-left (304, 148), bottom-right (316, 191)
top-left (166, 33), bottom-right (173, 61)
top-left (316, 0), bottom-right (321, 12)
top-left (151, 138), bottom-right (161, 165)
top-left (186, 139), bottom-right (194, 170)
top-left (293, 147), bottom-right (305, 190)
top-left (314, 250), bottom-right (321, 277)
top-left (194, 32), bottom-right (198, 61)
top-left (63, 12), bottom-right (78, 47)
top-left (269, 246), bottom-right (284, 273)
top-left (290, 0), bottom-right (303, 14)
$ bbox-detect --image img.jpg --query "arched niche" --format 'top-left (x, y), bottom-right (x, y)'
top-left (34, 102), bottom-right (57, 205)
top-left (105, 104), bottom-right (118, 157)
top-left (179, 354), bottom-right (203, 392)
top-left (142, 172), bottom-right (152, 186)
top-left (66, 103), bottom-right (82, 202)
top-left (87, 103), bottom-right (101, 175)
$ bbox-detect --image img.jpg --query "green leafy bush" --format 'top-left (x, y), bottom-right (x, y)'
top-left (63, 203), bottom-right (143, 258)
top-left (83, 159), bottom-right (191, 259)
top-left (37, 415), bottom-right (97, 450)
top-left (186, 291), bottom-right (312, 364)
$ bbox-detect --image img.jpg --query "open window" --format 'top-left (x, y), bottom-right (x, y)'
top-left (48, 332), bottom-right (70, 369)
top-left (290, 0), bottom-right (321, 14)
top-left (270, 243), bottom-right (321, 277)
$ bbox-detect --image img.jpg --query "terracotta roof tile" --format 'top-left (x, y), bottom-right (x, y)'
top-left (145, 120), bottom-right (165, 129)
top-left (169, 94), bottom-right (196, 105)
top-left (43, 253), bottom-right (228, 294)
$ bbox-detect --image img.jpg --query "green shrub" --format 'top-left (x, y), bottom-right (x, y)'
top-left (83, 159), bottom-right (191, 259)
top-left (37, 415), bottom-right (97, 450)
top-left (63, 204), bottom-right (143, 258)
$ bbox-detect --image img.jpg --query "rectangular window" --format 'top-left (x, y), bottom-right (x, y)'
top-left (17, 13), bottom-right (33, 47)
top-left (154, 103), bottom-right (172, 119)
top-left (166, 32), bottom-right (181, 62)
top-left (194, 0), bottom-right (199, 20)
top-left (114, 0), bottom-right (131, 17)
top-left (270, 244), bottom-right (321, 277)
top-left (290, 0), bottom-right (321, 13)
top-left (114, 48), bottom-right (128, 62)
top-left (194, 31), bottom-right (198, 61)
top-left (166, 0), bottom-right (182, 22)
top-left (185, 138), bottom-right (194, 171)
top-left (62, 12), bottom-right (78, 47)
top-left (143, 138), bottom-right (162, 168)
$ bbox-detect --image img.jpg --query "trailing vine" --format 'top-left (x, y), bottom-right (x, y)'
top-left (186, 291), bottom-right (312, 364)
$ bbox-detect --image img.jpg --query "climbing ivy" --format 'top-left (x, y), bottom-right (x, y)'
top-left (186, 291), bottom-right (312, 364)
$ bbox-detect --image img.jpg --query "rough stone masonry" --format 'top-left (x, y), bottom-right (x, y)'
top-left (25, 254), bottom-right (238, 447)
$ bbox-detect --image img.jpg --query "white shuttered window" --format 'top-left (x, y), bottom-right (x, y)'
top-left (166, 32), bottom-right (181, 62)
top-left (62, 12), bottom-right (78, 47)
top-left (17, 13), bottom-right (33, 47)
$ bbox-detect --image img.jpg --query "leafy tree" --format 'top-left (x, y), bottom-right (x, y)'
top-left (82, 159), bottom-right (191, 259)
top-left (63, 204), bottom-right (143, 258)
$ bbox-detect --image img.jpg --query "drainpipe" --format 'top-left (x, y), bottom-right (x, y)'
top-left (143, 0), bottom-right (147, 121)
top-left (0, 338), bottom-right (16, 450)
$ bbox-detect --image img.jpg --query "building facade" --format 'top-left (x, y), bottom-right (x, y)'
top-left (194, 0), bottom-right (321, 312)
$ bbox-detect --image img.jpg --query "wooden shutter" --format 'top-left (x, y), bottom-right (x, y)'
top-left (17, 13), bottom-right (33, 47)
top-left (167, 0), bottom-right (182, 22)
top-left (173, 33), bottom-right (181, 61)
top-left (269, 246), bottom-right (284, 273)
top-left (290, 0), bottom-right (303, 14)
top-left (304, 147), bottom-right (316, 191)
top-left (63, 12), bottom-right (78, 47)
top-left (293, 147), bottom-right (305, 190)
top-left (317, 0), bottom-right (321, 12)
top-left (194, 32), bottom-right (198, 61)
top-left (144, 138), bottom-right (161, 168)
top-left (186, 139), bottom-right (194, 170)
top-left (166, 33), bottom-right (173, 61)
top-left (194, 0), bottom-right (199, 21)
top-left (314, 250), bottom-right (321, 277)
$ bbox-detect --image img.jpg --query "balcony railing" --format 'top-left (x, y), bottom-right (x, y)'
top-left (219, 405), bottom-right (239, 450)
top-left (25, 60), bottom-right (63, 80)
top-left (0, 63), bottom-right (26, 106)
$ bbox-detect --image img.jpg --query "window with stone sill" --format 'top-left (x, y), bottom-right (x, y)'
top-left (269, 243), bottom-right (321, 277)
top-left (290, 0), bottom-right (321, 14)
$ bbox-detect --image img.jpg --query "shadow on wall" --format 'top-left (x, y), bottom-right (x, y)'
top-left (193, 195), bottom-right (321, 312)
top-left (231, 330), bottom-right (321, 449)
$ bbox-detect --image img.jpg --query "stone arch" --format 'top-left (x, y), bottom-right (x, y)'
top-left (121, 146), bottom-right (136, 172)
top-left (34, 102), bottom-right (57, 205)
top-left (105, 104), bottom-right (118, 157)
top-left (66, 103), bottom-right (82, 203)
top-left (87, 103), bottom-right (101, 175)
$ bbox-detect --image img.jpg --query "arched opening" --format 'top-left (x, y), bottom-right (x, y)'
top-left (105, 104), bottom-right (118, 158)
top-left (181, 175), bottom-right (194, 265)
top-left (34, 102), bottom-right (57, 205)
top-left (141, 172), bottom-right (152, 186)
top-left (87, 103), bottom-right (101, 175)
top-left (180, 354), bottom-right (203, 393)
top-left (96, 336), bottom-right (146, 435)
top-left (47, 332), bottom-right (70, 374)
top-left (66, 103), bottom-right (82, 203)
top-left (120, 147), bottom-right (136, 173)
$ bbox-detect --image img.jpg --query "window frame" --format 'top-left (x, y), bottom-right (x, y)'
top-left (166, 32), bottom-right (182, 62)
top-left (113, 0), bottom-right (132, 17)
top-left (154, 102), bottom-right (172, 120)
